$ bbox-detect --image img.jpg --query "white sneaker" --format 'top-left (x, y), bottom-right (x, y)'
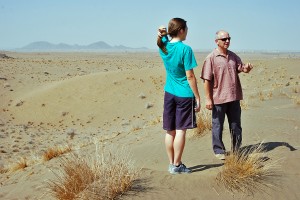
top-left (168, 164), bottom-right (175, 173)
top-left (215, 154), bottom-right (225, 160)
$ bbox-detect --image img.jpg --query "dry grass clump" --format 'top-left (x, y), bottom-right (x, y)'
top-left (43, 145), bottom-right (72, 161)
top-left (48, 155), bottom-right (96, 200)
top-left (10, 157), bottom-right (28, 172)
top-left (291, 95), bottom-right (300, 105)
top-left (216, 143), bottom-right (281, 195)
top-left (131, 124), bottom-right (141, 132)
top-left (266, 91), bottom-right (273, 99)
top-left (48, 145), bottom-right (140, 200)
top-left (193, 109), bottom-right (212, 137)
top-left (258, 91), bottom-right (265, 101)
top-left (256, 90), bottom-right (273, 101)
top-left (240, 100), bottom-right (249, 110)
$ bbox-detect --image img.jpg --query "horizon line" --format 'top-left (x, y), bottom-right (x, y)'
top-left (1, 49), bottom-right (300, 54)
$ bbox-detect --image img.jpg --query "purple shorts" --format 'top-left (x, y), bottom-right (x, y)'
top-left (163, 92), bottom-right (197, 131)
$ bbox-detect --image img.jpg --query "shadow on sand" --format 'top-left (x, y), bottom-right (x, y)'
top-left (189, 163), bottom-right (224, 173)
top-left (240, 141), bottom-right (297, 153)
top-left (123, 177), bottom-right (154, 198)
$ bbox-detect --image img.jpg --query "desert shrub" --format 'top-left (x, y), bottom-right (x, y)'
top-left (48, 145), bottom-right (139, 200)
top-left (291, 96), bottom-right (300, 105)
top-left (193, 109), bottom-right (212, 137)
top-left (43, 145), bottom-right (72, 161)
top-left (240, 100), bottom-right (249, 110)
top-left (216, 143), bottom-right (281, 195)
top-left (10, 157), bottom-right (28, 172)
top-left (48, 154), bottom-right (96, 200)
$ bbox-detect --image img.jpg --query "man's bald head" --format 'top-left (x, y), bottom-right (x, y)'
top-left (215, 30), bottom-right (231, 50)
top-left (215, 30), bottom-right (230, 40)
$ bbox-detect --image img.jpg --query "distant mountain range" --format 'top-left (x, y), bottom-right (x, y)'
top-left (18, 41), bottom-right (148, 51)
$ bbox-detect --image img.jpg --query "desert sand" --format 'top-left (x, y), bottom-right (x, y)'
top-left (0, 51), bottom-right (299, 200)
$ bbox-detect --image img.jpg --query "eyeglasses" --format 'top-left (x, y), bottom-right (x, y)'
top-left (218, 37), bottom-right (231, 42)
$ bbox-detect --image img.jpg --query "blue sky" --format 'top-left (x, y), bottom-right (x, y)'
top-left (1, 0), bottom-right (300, 51)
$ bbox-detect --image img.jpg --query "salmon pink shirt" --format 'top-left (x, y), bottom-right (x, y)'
top-left (201, 49), bottom-right (244, 104)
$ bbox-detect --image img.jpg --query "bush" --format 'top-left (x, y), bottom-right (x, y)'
top-left (48, 144), bottom-right (140, 200)
top-left (216, 143), bottom-right (281, 195)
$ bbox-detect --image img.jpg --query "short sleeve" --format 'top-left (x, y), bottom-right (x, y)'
top-left (161, 36), bottom-right (168, 44)
top-left (183, 46), bottom-right (197, 71)
top-left (201, 57), bottom-right (213, 81)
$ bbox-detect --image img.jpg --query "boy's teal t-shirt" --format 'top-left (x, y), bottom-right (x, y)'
top-left (159, 37), bottom-right (197, 97)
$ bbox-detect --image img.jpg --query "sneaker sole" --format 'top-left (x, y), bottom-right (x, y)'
top-left (170, 171), bottom-right (192, 175)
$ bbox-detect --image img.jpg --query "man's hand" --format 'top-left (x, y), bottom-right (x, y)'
top-left (243, 63), bottom-right (253, 73)
top-left (205, 98), bottom-right (213, 110)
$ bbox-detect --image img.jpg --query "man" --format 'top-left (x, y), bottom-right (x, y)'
top-left (201, 30), bottom-right (253, 160)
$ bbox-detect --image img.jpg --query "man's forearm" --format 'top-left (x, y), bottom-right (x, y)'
top-left (203, 79), bottom-right (214, 110)
top-left (204, 80), bottom-right (212, 100)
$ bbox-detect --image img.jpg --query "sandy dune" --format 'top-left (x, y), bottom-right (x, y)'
top-left (0, 52), bottom-right (299, 200)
